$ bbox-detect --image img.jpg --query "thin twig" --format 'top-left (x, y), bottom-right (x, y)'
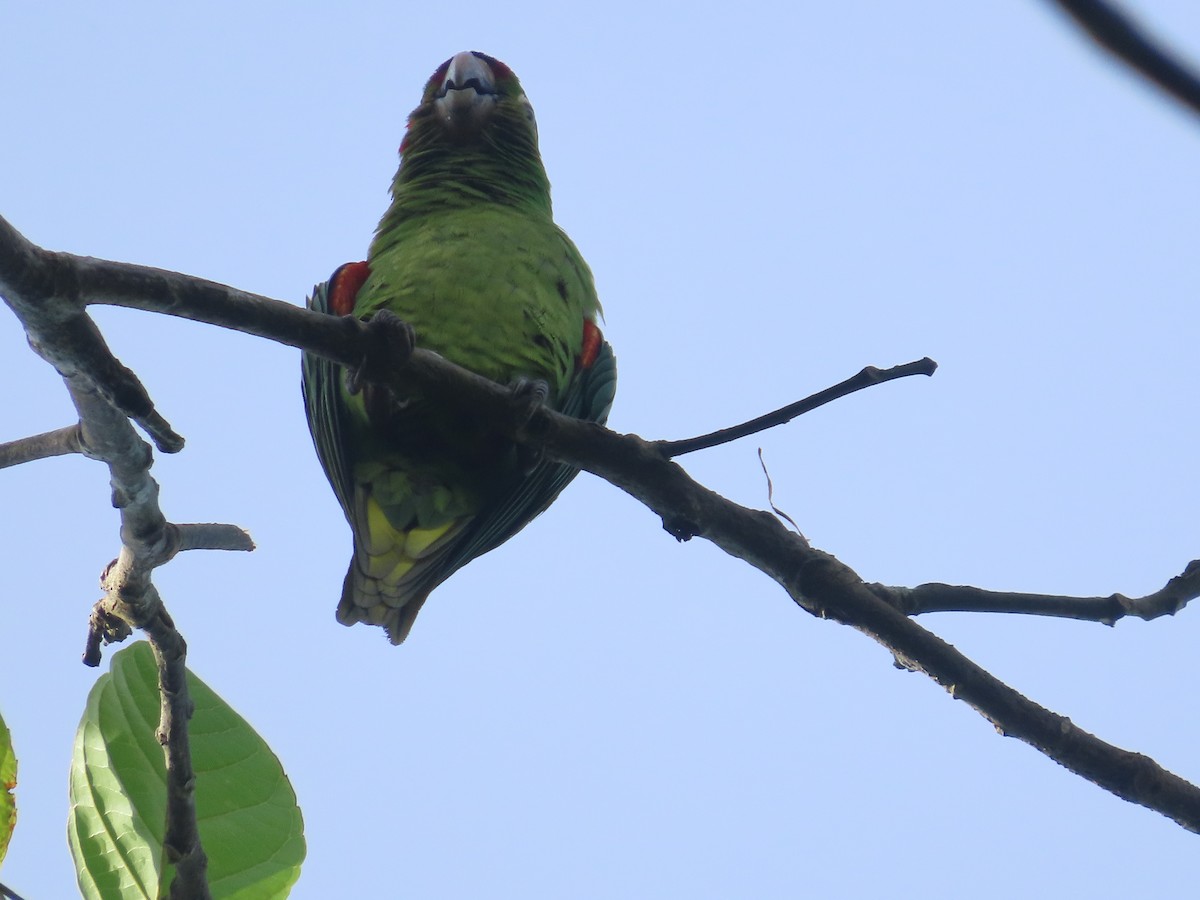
top-left (175, 523), bottom-right (256, 552)
top-left (0, 424), bottom-right (83, 468)
top-left (870, 559), bottom-right (1200, 623)
top-left (1048, 0), bottom-right (1200, 118)
top-left (0, 881), bottom-right (27, 900)
top-left (656, 358), bottom-right (937, 457)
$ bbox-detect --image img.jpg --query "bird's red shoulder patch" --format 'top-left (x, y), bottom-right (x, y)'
top-left (329, 261), bottom-right (371, 317)
top-left (579, 319), bottom-right (602, 370)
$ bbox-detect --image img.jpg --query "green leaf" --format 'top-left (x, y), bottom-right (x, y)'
top-left (68, 642), bottom-right (305, 899)
top-left (0, 708), bottom-right (15, 866)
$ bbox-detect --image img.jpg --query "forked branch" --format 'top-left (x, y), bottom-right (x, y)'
top-left (2, 212), bottom-right (1196, 833)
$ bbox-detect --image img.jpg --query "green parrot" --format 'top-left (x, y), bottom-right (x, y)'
top-left (302, 51), bottom-right (616, 644)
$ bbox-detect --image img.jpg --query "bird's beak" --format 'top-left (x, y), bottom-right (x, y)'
top-left (435, 51), bottom-right (498, 130)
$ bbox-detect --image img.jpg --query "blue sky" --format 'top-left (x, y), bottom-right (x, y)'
top-left (3, 2), bottom-right (1200, 897)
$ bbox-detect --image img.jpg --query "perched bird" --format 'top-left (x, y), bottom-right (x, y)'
top-left (302, 51), bottom-right (616, 644)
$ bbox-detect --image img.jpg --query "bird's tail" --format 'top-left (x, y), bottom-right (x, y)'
top-left (336, 560), bottom-right (431, 645)
top-left (336, 505), bottom-right (468, 644)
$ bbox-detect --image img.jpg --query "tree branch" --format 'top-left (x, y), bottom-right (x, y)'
top-left (63, 378), bottom-right (214, 898)
top-left (175, 523), bottom-right (257, 553)
top-left (869, 560), bottom-right (1200, 623)
top-left (658, 358), bottom-right (937, 457)
top-left (520, 392), bottom-right (1200, 832)
top-left (3, 214), bottom-right (1199, 835)
top-left (1047, 0), bottom-right (1200, 118)
top-left (0, 424), bottom-right (83, 468)
top-left (0, 218), bottom-right (260, 898)
top-left (0, 216), bottom-right (183, 452)
top-left (0, 214), bottom-right (362, 369)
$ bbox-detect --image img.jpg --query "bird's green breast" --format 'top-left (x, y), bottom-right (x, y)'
top-left (356, 205), bottom-right (597, 400)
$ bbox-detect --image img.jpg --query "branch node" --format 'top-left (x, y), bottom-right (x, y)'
top-left (83, 601), bottom-right (134, 667)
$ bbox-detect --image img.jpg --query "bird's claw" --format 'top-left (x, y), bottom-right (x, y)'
top-left (508, 377), bottom-right (551, 472)
top-left (508, 377), bottom-right (550, 422)
top-left (346, 310), bottom-right (416, 395)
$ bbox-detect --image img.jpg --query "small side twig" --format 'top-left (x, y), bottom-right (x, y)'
top-left (656, 358), bottom-right (937, 457)
top-left (176, 523), bottom-right (256, 553)
top-left (82, 522), bottom-right (254, 667)
top-left (870, 558), bottom-right (1200, 624)
top-left (0, 424), bottom-right (83, 468)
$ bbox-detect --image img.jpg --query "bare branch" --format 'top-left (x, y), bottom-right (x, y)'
top-left (523, 406), bottom-right (1200, 831)
top-left (0, 214), bottom-right (362, 366)
top-left (870, 559), bottom-right (1200, 623)
top-left (657, 358), bottom-right (937, 457)
top-left (3, 214), bottom-right (1199, 833)
top-left (0, 219), bottom-right (266, 897)
top-left (343, 324), bottom-right (1200, 830)
top-left (0, 216), bottom-right (183, 452)
top-left (1048, 0), bottom-right (1200, 118)
top-left (60, 378), bottom-right (212, 897)
top-left (0, 424), bottom-right (82, 468)
top-left (143, 609), bottom-right (210, 900)
top-left (176, 523), bottom-right (256, 553)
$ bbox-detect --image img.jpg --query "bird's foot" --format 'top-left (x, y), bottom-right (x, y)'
top-left (508, 377), bottom-right (550, 418)
top-left (346, 310), bottom-right (416, 395)
top-left (508, 377), bottom-right (551, 472)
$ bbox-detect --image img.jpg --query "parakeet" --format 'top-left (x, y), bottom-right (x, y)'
top-left (302, 51), bottom-right (616, 644)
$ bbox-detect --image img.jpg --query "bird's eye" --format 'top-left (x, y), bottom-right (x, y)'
top-left (519, 95), bottom-right (538, 136)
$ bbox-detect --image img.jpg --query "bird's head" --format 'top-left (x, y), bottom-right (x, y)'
top-left (387, 51), bottom-right (551, 215)
top-left (402, 51), bottom-right (538, 153)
